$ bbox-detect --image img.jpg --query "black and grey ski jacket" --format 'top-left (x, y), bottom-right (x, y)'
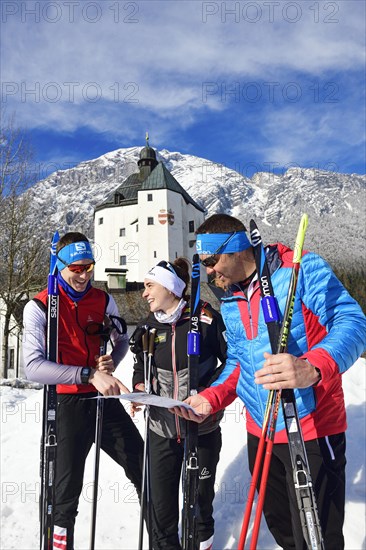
top-left (131, 300), bottom-right (227, 439)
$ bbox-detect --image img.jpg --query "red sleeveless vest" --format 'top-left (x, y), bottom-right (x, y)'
top-left (34, 285), bottom-right (109, 394)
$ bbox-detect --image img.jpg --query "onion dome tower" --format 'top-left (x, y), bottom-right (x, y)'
top-left (137, 132), bottom-right (158, 178)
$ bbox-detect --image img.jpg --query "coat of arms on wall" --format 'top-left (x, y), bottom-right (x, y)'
top-left (158, 209), bottom-right (175, 225)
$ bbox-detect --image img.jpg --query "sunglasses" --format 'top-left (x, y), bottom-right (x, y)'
top-left (200, 231), bottom-right (237, 268)
top-left (57, 254), bottom-right (95, 274)
top-left (67, 263), bottom-right (95, 274)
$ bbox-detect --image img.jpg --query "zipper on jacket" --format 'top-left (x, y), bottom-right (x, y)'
top-left (171, 325), bottom-right (181, 442)
top-left (73, 301), bottom-right (92, 367)
top-left (247, 278), bottom-right (261, 340)
top-left (235, 288), bottom-right (256, 340)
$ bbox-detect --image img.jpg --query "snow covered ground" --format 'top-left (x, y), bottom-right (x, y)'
top-left (1, 354), bottom-right (365, 550)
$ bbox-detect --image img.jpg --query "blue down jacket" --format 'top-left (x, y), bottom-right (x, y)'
top-left (212, 244), bottom-right (366, 433)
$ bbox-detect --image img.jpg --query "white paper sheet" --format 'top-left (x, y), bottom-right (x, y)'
top-left (93, 391), bottom-right (201, 416)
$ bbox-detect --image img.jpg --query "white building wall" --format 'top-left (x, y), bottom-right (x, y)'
top-left (137, 189), bottom-right (171, 276)
top-left (182, 202), bottom-right (205, 261)
top-left (0, 299), bottom-right (21, 378)
top-left (166, 192), bottom-right (184, 261)
top-left (94, 188), bottom-right (205, 283)
top-left (94, 203), bottom-right (141, 282)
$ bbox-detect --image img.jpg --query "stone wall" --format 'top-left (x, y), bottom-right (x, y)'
top-left (96, 282), bottom-right (223, 325)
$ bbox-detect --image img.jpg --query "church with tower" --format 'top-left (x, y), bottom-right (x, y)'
top-left (93, 139), bottom-right (205, 286)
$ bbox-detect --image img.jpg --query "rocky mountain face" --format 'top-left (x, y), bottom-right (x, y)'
top-left (27, 147), bottom-right (365, 267)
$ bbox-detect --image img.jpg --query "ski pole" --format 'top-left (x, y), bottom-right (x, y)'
top-left (146, 327), bottom-right (156, 548)
top-left (89, 318), bottom-right (112, 550)
top-left (138, 327), bottom-right (156, 550)
top-left (138, 326), bottom-right (149, 550)
top-left (237, 394), bottom-right (274, 549)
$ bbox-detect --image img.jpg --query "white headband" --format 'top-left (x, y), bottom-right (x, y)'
top-left (144, 265), bottom-right (186, 297)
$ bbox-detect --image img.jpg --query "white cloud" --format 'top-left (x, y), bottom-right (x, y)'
top-left (2, 1), bottom-right (364, 92)
top-left (1, 0), bottom-right (365, 172)
top-left (243, 98), bottom-right (366, 169)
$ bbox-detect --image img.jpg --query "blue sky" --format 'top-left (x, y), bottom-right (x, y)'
top-left (1, 0), bottom-right (365, 179)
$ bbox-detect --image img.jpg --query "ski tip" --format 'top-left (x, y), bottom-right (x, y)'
top-left (52, 231), bottom-right (60, 244)
top-left (249, 219), bottom-right (261, 247)
top-left (293, 213), bottom-right (309, 263)
top-left (49, 231), bottom-right (60, 276)
top-left (191, 255), bottom-right (200, 281)
top-left (50, 232), bottom-right (60, 254)
top-left (249, 219), bottom-right (257, 232)
top-left (192, 253), bottom-right (199, 263)
top-left (300, 213), bottom-right (309, 232)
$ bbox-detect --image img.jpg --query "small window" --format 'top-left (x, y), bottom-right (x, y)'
top-left (120, 228), bottom-right (126, 237)
top-left (189, 240), bottom-right (196, 248)
top-left (98, 217), bottom-right (103, 225)
top-left (8, 348), bottom-right (15, 370)
top-left (147, 217), bottom-right (154, 225)
top-left (114, 192), bottom-right (124, 204)
top-left (189, 220), bottom-right (195, 233)
top-left (136, 224), bottom-right (139, 232)
top-left (147, 193), bottom-right (153, 202)
top-left (154, 251), bottom-right (157, 258)
top-left (120, 255), bottom-right (127, 266)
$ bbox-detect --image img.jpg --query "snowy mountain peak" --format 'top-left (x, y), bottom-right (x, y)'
top-left (27, 147), bottom-right (365, 266)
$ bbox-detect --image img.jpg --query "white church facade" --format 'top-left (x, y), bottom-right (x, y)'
top-left (94, 144), bottom-right (205, 285)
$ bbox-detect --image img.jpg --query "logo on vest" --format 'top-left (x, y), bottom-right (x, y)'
top-left (199, 467), bottom-right (211, 480)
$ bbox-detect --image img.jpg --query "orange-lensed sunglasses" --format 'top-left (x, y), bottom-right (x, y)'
top-left (67, 263), bottom-right (95, 274)
top-left (57, 255), bottom-right (95, 274)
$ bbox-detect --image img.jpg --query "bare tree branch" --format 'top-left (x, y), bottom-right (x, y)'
top-left (0, 111), bottom-right (48, 376)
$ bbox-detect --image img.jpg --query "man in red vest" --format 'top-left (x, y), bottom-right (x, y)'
top-left (23, 232), bottom-right (143, 549)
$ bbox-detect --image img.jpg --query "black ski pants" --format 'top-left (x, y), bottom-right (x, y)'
top-left (247, 432), bottom-right (346, 550)
top-left (149, 427), bottom-right (222, 550)
top-left (54, 393), bottom-right (144, 549)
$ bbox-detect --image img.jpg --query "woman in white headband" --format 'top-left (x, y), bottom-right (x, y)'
top-left (142, 259), bottom-right (188, 322)
top-left (130, 258), bottom-right (227, 550)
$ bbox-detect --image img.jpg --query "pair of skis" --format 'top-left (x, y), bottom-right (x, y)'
top-left (40, 231), bottom-right (59, 550)
top-left (238, 215), bottom-right (324, 550)
top-left (182, 255), bottom-right (201, 550)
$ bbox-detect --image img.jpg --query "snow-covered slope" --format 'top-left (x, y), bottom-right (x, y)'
top-left (27, 147), bottom-right (365, 266)
top-left (1, 354), bottom-right (365, 549)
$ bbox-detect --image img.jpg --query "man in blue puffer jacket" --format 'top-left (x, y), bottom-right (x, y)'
top-left (173, 214), bottom-right (366, 550)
